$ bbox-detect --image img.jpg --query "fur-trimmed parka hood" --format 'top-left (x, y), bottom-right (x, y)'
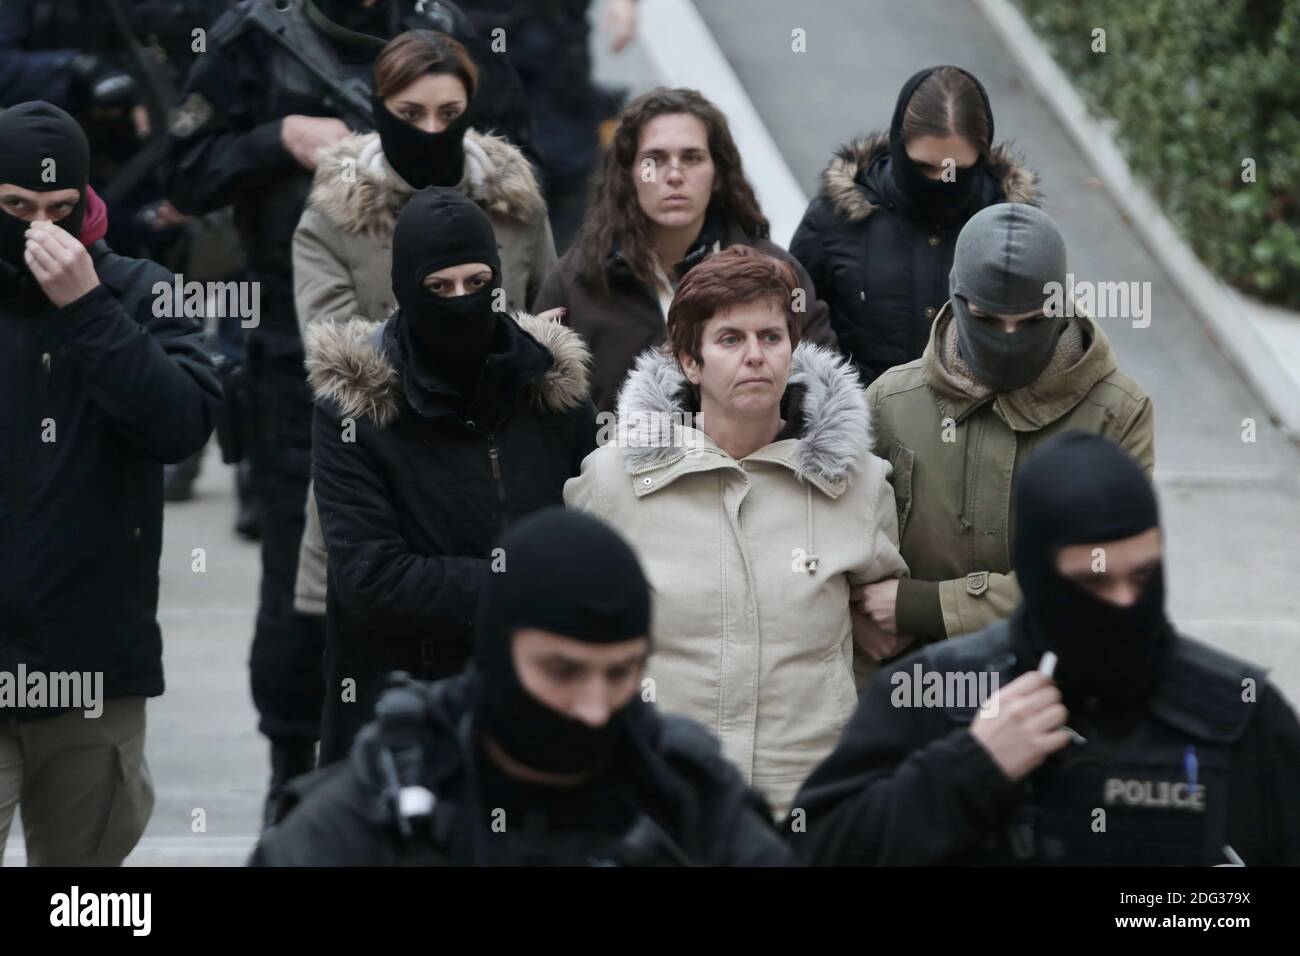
top-left (304, 312), bottom-right (591, 428)
top-left (614, 341), bottom-right (870, 493)
top-left (819, 130), bottom-right (1039, 223)
top-left (309, 128), bottom-right (546, 236)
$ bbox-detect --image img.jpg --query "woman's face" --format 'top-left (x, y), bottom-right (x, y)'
top-left (904, 133), bottom-right (980, 180)
top-left (679, 298), bottom-right (793, 421)
top-left (384, 73), bottom-right (468, 133)
top-left (422, 261), bottom-right (493, 297)
top-left (632, 112), bottom-right (716, 231)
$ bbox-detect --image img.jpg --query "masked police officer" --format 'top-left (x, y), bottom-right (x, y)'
top-left (250, 508), bottom-right (791, 866)
top-left (159, 0), bottom-right (531, 825)
top-left (791, 432), bottom-right (1300, 866)
top-left (0, 0), bottom-right (236, 251)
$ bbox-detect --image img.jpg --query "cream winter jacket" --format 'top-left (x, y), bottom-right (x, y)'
top-left (565, 343), bottom-right (908, 817)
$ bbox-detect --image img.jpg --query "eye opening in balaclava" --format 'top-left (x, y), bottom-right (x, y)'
top-left (948, 202), bottom-right (1069, 393)
top-left (473, 507), bottom-right (653, 778)
top-left (0, 101), bottom-right (90, 283)
top-left (391, 186), bottom-right (504, 393)
top-left (888, 65), bottom-right (994, 222)
top-left (1012, 431), bottom-right (1171, 708)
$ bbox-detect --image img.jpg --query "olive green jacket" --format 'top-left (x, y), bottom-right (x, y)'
top-left (868, 304), bottom-right (1154, 640)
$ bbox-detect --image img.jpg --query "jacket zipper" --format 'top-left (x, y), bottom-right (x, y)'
top-left (441, 416), bottom-right (511, 532)
top-left (485, 431), bottom-right (507, 531)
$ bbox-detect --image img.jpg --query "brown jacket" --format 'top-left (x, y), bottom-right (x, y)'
top-left (293, 128), bottom-right (555, 335)
top-left (533, 218), bottom-right (837, 413)
top-left (868, 304), bottom-right (1155, 640)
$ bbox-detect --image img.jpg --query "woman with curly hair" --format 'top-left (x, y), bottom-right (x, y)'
top-left (533, 87), bottom-right (837, 413)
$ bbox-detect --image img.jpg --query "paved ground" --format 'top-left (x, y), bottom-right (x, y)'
top-left (6, 0), bottom-right (1295, 865)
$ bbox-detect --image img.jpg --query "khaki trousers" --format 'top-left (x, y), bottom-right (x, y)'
top-left (0, 696), bottom-right (154, 866)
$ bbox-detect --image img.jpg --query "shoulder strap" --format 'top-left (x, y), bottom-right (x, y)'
top-left (1148, 635), bottom-right (1265, 744)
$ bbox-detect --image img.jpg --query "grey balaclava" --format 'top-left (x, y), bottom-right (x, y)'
top-left (949, 202), bottom-right (1068, 393)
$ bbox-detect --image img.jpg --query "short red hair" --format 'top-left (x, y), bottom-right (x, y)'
top-left (666, 245), bottom-right (800, 364)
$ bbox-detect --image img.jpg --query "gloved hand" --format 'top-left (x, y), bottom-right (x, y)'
top-left (70, 53), bottom-right (140, 111)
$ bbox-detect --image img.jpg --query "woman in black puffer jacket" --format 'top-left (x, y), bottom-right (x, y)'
top-left (791, 66), bottom-right (1040, 386)
top-left (306, 188), bottom-right (596, 765)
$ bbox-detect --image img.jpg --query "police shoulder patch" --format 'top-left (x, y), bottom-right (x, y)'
top-left (169, 93), bottom-right (214, 138)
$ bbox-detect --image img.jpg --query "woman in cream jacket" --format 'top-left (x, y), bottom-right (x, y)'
top-left (565, 246), bottom-right (907, 817)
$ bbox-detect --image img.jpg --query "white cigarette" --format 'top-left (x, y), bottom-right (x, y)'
top-left (1037, 652), bottom-right (1083, 742)
top-left (1038, 651), bottom-right (1058, 678)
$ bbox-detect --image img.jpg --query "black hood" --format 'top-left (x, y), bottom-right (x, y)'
top-left (883, 66), bottom-right (996, 224)
top-left (1012, 431), bottom-right (1173, 709)
top-left (388, 187), bottom-right (508, 409)
top-left (0, 101), bottom-right (90, 286)
top-left (472, 508), bottom-right (652, 777)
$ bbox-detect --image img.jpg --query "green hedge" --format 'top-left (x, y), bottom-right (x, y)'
top-left (1014, 0), bottom-right (1300, 309)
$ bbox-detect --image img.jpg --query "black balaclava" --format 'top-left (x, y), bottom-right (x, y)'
top-left (888, 66), bottom-right (993, 223)
top-left (391, 186), bottom-right (502, 394)
top-left (0, 102), bottom-right (89, 284)
top-left (474, 508), bottom-right (653, 777)
top-left (372, 92), bottom-right (472, 191)
top-left (1013, 432), bottom-right (1172, 709)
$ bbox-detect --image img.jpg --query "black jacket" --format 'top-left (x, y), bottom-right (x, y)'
top-left (251, 670), bottom-right (792, 865)
top-left (0, 244), bottom-right (219, 717)
top-left (789, 616), bottom-right (1300, 866)
top-left (790, 133), bottom-right (1038, 386)
top-left (306, 311), bottom-right (597, 764)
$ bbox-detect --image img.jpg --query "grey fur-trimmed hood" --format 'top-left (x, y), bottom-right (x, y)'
top-left (820, 130), bottom-right (1039, 223)
top-left (304, 312), bottom-right (591, 428)
top-left (614, 342), bottom-right (871, 486)
top-left (309, 128), bottom-right (545, 236)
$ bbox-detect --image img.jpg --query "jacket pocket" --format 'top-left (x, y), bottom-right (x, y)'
top-left (825, 640), bottom-right (860, 723)
top-left (90, 721), bottom-right (154, 865)
top-left (889, 445), bottom-right (915, 540)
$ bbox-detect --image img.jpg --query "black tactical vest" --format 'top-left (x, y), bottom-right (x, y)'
top-left (932, 624), bottom-right (1261, 866)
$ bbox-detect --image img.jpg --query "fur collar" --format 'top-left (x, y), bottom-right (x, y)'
top-left (820, 130), bottom-right (1039, 223)
top-left (304, 313), bottom-right (591, 428)
top-left (614, 342), bottom-right (870, 486)
top-left (309, 129), bottom-right (545, 236)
